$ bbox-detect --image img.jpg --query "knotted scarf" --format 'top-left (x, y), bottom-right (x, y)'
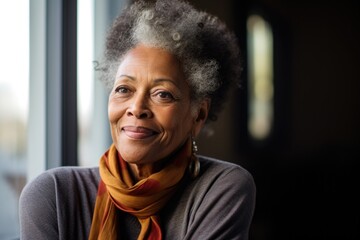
top-left (89, 139), bottom-right (192, 240)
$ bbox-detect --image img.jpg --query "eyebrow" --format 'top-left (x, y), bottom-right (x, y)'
top-left (117, 74), bottom-right (135, 81)
top-left (117, 74), bottom-right (181, 88)
top-left (153, 78), bottom-right (180, 88)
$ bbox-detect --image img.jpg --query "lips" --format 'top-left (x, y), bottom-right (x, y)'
top-left (122, 126), bottom-right (158, 139)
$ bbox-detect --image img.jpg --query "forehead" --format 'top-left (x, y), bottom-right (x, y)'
top-left (116, 44), bottom-right (185, 81)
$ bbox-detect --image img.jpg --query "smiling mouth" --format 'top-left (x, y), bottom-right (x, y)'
top-left (122, 126), bottom-right (159, 139)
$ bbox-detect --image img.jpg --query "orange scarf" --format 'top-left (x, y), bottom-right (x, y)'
top-left (89, 140), bottom-right (191, 240)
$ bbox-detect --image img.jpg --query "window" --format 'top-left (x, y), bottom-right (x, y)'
top-left (0, 0), bottom-right (29, 238)
top-left (77, 0), bottom-right (127, 167)
top-left (0, 1), bottom-right (128, 238)
top-left (247, 15), bottom-right (274, 141)
top-left (77, 0), bottom-right (96, 166)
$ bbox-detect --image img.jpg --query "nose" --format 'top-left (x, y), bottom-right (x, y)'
top-left (126, 94), bottom-right (152, 119)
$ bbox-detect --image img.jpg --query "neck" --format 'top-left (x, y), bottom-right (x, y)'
top-left (129, 162), bottom-right (165, 181)
top-left (128, 140), bottom-right (191, 181)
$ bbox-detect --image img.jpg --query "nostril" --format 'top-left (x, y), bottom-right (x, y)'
top-left (126, 110), bottom-right (134, 117)
top-left (139, 112), bottom-right (149, 119)
top-left (126, 108), bottom-right (152, 119)
top-left (135, 110), bottom-right (151, 119)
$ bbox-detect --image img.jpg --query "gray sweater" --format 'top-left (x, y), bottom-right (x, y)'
top-left (19, 156), bottom-right (256, 240)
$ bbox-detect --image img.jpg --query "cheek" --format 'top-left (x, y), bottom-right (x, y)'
top-left (108, 101), bottom-right (125, 123)
top-left (160, 106), bottom-right (194, 132)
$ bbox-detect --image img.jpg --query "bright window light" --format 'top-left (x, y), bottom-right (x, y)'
top-left (77, 0), bottom-right (95, 166)
top-left (0, 0), bottom-right (29, 238)
top-left (247, 15), bottom-right (274, 140)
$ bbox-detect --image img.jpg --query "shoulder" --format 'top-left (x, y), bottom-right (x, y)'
top-left (19, 167), bottom-right (100, 239)
top-left (183, 155), bottom-right (256, 214)
top-left (196, 156), bottom-right (256, 214)
top-left (193, 156), bottom-right (256, 222)
top-left (21, 166), bottom-right (100, 197)
top-left (162, 156), bottom-right (256, 239)
top-left (198, 155), bottom-right (255, 190)
top-left (20, 166), bottom-right (100, 208)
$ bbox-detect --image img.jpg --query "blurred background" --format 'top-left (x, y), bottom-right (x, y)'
top-left (0, 0), bottom-right (358, 239)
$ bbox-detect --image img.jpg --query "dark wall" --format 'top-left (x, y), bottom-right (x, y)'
top-left (191, 0), bottom-right (360, 239)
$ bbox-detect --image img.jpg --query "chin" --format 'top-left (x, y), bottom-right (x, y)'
top-left (118, 146), bottom-right (155, 164)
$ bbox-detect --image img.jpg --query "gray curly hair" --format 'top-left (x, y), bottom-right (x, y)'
top-left (99, 0), bottom-right (242, 122)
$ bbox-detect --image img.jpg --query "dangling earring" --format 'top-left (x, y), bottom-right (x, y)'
top-left (189, 137), bottom-right (200, 178)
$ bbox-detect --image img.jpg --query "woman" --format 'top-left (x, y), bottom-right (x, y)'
top-left (20, 0), bottom-right (255, 239)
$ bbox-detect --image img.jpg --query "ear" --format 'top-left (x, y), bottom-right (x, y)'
top-left (192, 98), bottom-right (211, 138)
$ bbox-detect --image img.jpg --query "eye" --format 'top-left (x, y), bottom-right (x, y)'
top-left (114, 86), bottom-right (130, 94)
top-left (152, 90), bottom-right (176, 102)
top-left (158, 91), bottom-right (174, 99)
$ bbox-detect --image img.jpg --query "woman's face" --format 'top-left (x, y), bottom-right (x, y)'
top-left (108, 44), bottom-right (207, 166)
